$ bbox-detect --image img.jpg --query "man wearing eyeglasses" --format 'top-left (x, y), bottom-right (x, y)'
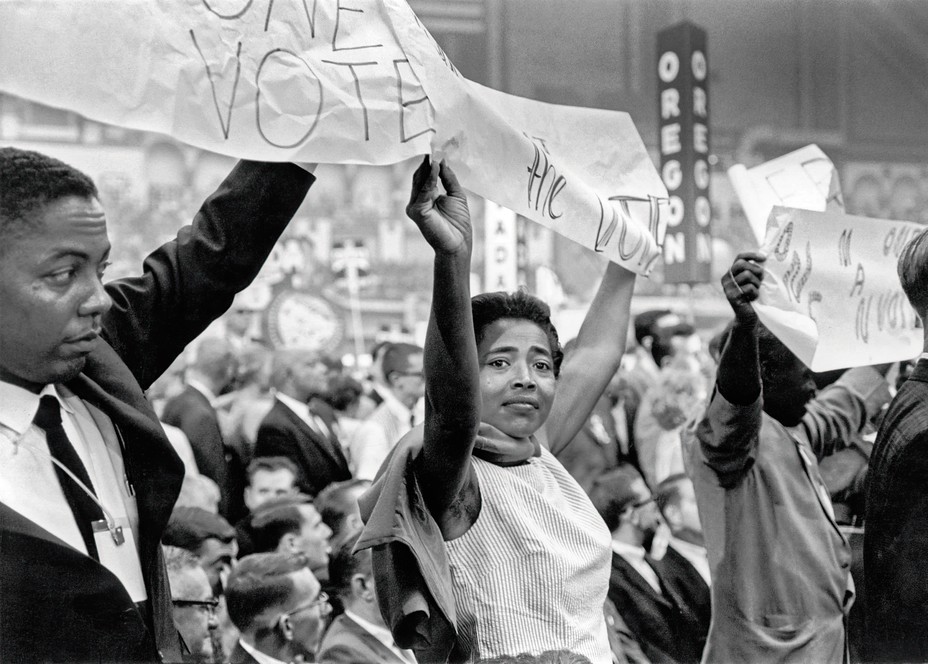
top-left (589, 465), bottom-right (708, 664)
top-left (348, 343), bottom-right (424, 481)
top-left (164, 545), bottom-right (220, 662)
top-left (225, 552), bottom-right (330, 664)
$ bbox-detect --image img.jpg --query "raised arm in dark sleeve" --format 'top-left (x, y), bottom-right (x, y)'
top-left (102, 161), bottom-right (315, 390)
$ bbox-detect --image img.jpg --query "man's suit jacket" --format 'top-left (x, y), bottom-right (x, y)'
top-left (607, 547), bottom-right (708, 664)
top-left (162, 385), bottom-right (245, 519)
top-left (318, 613), bottom-right (409, 664)
top-left (254, 397), bottom-right (351, 497)
top-left (0, 161), bottom-right (313, 663)
top-left (865, 359), bottom-right (928, 662)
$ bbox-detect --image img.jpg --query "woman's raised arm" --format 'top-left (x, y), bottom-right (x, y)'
top-left (543, 261), bottom-right (637, 454)
top-left (405, 157), bottom-right (482, 524)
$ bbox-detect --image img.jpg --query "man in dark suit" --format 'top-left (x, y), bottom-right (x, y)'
top-left (162, 336), bottom-right (244, 519)
top-left (226, 552), bottom-right (330, 664)
top-left (0, 148), bottom-right (313, 662)
top-left (319, 535), bottom-right (416, 663)
top-left (590, 465), bottom-right (708, 664)
top-left (865, 228), bottom-right (928, 662)
top-left (255, 349), bottom-right (351, 497)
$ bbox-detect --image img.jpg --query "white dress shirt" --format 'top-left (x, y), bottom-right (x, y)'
top-left (237, 638), bottom-right (288, 664)
top-left (275, 392), bottom-right (331, 439)
top-left (0, 381), bottom-right (145, 599)
top-left (344, 608), bottom-right (417, 662)
top-left (349, 390), bottom-right (414, 481)
top-left (186, 377), bottom-right (218, 406)
top-left (611, 538), bottom-right (663, 594)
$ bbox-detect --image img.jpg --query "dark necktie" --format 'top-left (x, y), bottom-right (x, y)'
top-left (33, 395), bottom-right (104, 560)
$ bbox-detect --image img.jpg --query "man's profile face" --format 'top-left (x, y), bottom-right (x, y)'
top-left (295, 504), bottom-right (332, 572)
top-left (284, 569), bottom-right (327, 657)
top-left (244, 468), bottom-right (297, 512)
top-left (292, 354), bottom-right (328, 400)
top-left (172, 566), bottom-right (217, 660)
top-left (390, 352), bottom-right (425, 406)
top-left (197, 537), bottom-right (238, 596)
top-left (0, 196), bottom-right (112, 392)
top-left (670, 480), bottom-right (703, 539)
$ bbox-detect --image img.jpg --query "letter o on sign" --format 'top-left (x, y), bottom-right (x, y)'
top-left (256, 49), bottom-right (324, 149)
top-left (658, 52), bottom-right (680, 83)
top-left (692, 51), bottom-right (707, 81)
top-left (695, 196), bottom-right (711, 227)
top-left (202, 0), bottom-right (254, 19)
top-left (667, 196), bottom-right (685, 227)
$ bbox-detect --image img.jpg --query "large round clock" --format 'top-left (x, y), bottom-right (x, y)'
top-left (264, 290), bottom-right (343, 352)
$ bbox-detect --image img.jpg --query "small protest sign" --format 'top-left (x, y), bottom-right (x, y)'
top-left (754, 206), bottom-right (923, 372)
top-left (729, 145), bottom-right (843, 245)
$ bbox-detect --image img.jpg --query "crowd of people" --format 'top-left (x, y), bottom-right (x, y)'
top-left (2, 146), bottom-right (928, 664)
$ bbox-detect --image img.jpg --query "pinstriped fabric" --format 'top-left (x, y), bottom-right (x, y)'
top-left (445, 447), bottom-right (613, 663)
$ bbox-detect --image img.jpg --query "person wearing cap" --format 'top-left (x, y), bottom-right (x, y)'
top-left (163, 506), bottom-right (239, 598)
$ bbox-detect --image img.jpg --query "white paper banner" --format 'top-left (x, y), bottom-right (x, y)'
top-left (728, 144), bottom-right (843, 245)
top-left (0, 0), bottom-right (668, 275)
top-left (755, 206), bottom-right (923, 372)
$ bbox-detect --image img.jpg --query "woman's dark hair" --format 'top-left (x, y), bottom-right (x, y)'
top-left (471, 290), bottom-right (563, 377)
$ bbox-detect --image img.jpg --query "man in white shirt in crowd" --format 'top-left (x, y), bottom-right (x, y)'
top-left (654, 473), bottom-right (711, 588)
top-left (226, 552), bottom-right (330, 664)
top-left (254, 349), bottom-right (351, 498)
top-left (591, 465), bottom-right (709, 664)
top-left (349, 343), bottom-right (424, 481)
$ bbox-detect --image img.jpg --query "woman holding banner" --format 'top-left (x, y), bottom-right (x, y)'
top-left (358, 157), bottom-right (635, 662)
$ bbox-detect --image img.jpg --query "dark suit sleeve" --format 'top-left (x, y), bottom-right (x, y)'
top-left (882, 435), bottom-right (928, 612)
top-left (176, 407), bottom-right (228, 488)
top-left (254, 424), bottom-right (297, 461)
top-left (101, 161), bottom-right (314, 390)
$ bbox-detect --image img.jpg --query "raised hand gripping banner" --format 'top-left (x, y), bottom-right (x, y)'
top-left (0, 0), bottom-right (669, 275)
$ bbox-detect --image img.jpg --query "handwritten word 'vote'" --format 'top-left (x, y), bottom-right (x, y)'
top-left (191, 0), bottom-right (435, 147)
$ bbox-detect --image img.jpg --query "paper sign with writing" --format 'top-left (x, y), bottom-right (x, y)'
top-left (754, 206), bottom-right (923, 372)
top-left (728, 145), bottom-right (843, 245)
top-left (0, 0), bottom-right (668, 275)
